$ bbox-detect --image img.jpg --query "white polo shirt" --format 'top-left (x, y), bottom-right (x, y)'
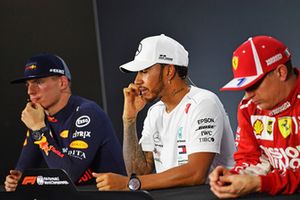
top-left (139, 86), bottom-right (235, 175)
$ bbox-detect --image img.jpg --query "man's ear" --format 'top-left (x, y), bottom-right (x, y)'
top-left (59, 76), bottom-right (69, 89)
top-left (167, 64), bottom-right (176, 79)
top-left (276, 64), bottom-right (288, 81)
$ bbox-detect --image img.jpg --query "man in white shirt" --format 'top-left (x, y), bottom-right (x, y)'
top-left (93, 34), bottom-right (235, 190)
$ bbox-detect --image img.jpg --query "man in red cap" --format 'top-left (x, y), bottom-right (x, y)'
top-left (209, 35), bottom-right (300, 198)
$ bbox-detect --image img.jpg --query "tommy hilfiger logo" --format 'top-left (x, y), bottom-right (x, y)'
top-left (158, 54), bottom-right (173, 61)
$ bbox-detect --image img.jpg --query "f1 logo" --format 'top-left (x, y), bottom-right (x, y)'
top-left (22, 176), bottom-right (37, 185)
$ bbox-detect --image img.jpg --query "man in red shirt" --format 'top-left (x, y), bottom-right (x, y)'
top-left (209, 35), bottom-right (300, 198)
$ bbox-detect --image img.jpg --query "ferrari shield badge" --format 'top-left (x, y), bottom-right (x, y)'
top-left (278, 117), bottom-right (292, 138)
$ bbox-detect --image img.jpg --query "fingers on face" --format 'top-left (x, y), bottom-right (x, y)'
top-left (124, 84), bottom-right (140, 96)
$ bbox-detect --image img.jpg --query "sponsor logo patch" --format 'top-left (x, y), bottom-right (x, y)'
top-left (236, 77), bottom-right (246, 87)
top-left (135, 43), bottom-right (142, 56)
top-left (158, 54), bottom-right (173, 61)
top-left (278, 117), bottom-right (292, 138)
top-left (34, 136), bottom-right (51, 155)
top-left (197, 118), bottom-right (215, 124)
top-left (22, 176), bottom-right (37, 185)
top-left (268, 101), bottom-right (291, 116)
top-left (153, 132), bottom-right (161, 143)
top-left (199, 137), bottom-right (215, 142)
top-left (265, 53), bottom-right (282, 66)
top-left (49, 68), bottom-right (64, 74)
top-left (67, 149), bottom-right (86, 160)
top-left (177, 127), bottom-right (183, 140)
top-left (34, 136), bottom-right (64, 158)
top-left (25, 65), bottom-right (37, 71)
top-left (76, 115), bottom-right (90, 128)
top-left (196, 125), bottom-right (215, 131)
top-left (72, 130), bottom-right (91, 139)
top-left (60, 130), bottom-right (69, 138)
top-left (232, 56), bottom-right (238, 70)
top-left (69, 140), bottom-right (89, 149)
top-left (251, 116), bottom-right (275, 141)
top-left (266, 120), bottom-right (274, 135)
top-left (185, 103), bottom-right (191, 114)
top-left (178, 145), bottom-right (186, 154)
top-left (253, 119), bottom-right (264, 135)
top-left (261, 145), bottom-right (300, 170)
top-left (22, 176), bottom-right (69, 185)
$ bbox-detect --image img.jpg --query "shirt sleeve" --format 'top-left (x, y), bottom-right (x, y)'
top-left (139, 108), bottom-right (156, 152)
top-left (15, 131), bottom-right (43, 171)
top-left (187, 98), bottom-right (224, 155)
top-left (30, 106), bottom-right (117, 182)
top-left (260, 169), bottom-right (300, 195)
top-left (230, 105), bottom-right (271, 176)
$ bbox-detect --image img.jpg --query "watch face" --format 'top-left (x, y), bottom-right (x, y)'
top-left (128, 178), bottom-right (141, 191)
top-left (32, 131), bottom-right (43, 141)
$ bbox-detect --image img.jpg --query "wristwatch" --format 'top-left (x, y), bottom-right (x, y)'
top-left (31, 126), bottom-right (49, 141)
top-left (128, 173), bottom-right (141, 191)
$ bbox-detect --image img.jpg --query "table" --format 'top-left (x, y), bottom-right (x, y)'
top-left (1, 184), bottom-right (300, 200)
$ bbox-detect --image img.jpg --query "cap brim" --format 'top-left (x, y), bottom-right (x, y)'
top-left (10, 74), bottom-right (60, 84)
top-left (119, 59), bottom-right (156, 73)
top-left (220, 74), bottom-right (265, 91)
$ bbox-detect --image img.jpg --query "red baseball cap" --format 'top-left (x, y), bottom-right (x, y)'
top-left (220, 35), bottom-right (291, 91)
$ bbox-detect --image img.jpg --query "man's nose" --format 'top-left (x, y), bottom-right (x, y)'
top-left (134, 72), bottom-right (143, 85)
top-left (27, 83), bottom-right (37, 95)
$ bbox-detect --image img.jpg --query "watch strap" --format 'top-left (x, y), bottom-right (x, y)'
top-left (31, 126), bottom-right (48, 141)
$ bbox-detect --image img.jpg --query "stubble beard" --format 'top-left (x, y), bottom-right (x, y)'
top-left (145, 66), bottom-right (165, 103)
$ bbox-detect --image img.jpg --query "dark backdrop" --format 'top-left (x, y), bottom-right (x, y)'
top-left (1, 0), bottom-right (300, 184)
top-left (0, 0), bottom-right (101, 182)
top-left (96, 0), bottom-right (300, 140)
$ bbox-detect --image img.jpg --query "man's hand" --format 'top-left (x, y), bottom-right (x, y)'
top-left (21, 102), bottom-right (46, 130)
top-left (209, 171), bottom-right (261, 199)
top-left (4, 170), bottom-right (22, 192)
top-left (123, 83), bottom-right (147, 120)
top-left (209, 166), bottom-right (232, 187)
top-left (92, 172), bottom-right (129, 191)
